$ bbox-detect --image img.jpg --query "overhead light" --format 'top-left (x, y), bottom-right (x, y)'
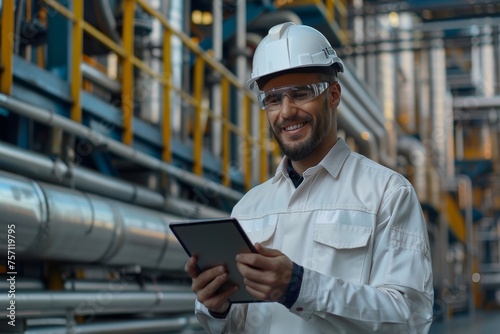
top-left (191, 10), bottom-right (213, 25)
top-left (389, 11), bottom-right (400, 28)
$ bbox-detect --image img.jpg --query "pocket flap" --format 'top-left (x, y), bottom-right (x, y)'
top-left (239, 216), bottom-right (278, 244)
top-left (314, 223), bottom-right (371, 249)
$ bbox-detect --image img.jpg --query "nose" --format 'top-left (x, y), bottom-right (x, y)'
top-left (279, 94), bottom-right (298, 118)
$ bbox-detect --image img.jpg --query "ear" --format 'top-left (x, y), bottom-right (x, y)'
top-left (328, 82), bottom-right (341, 108)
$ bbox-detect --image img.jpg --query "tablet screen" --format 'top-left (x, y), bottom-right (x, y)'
top-left (169, 217), bottom-right (261, 303)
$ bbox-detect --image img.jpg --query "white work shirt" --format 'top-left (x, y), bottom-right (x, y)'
top-left (195, 138), bottom-right (433, 333)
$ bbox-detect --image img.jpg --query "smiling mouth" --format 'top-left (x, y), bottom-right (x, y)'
top-left (284, 122), bottom-right (307, 131)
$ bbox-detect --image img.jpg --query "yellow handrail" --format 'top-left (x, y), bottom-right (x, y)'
top-left (0, 0), bottom-right (14, 95)
top-left (274, 0), bottom-right (348, 43)
top-left (70, 0), bottom-right (83, 122)
top-left (193, 54), bottom-right (205, 176)
top-left (34, 0), bottom-right (278, 190)
top-left (121, 0), bottom-right (135, 145)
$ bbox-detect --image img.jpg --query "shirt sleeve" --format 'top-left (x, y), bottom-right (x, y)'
top-left (195, 299), bottom-right (247, 333)
top-left (287, 183), bottom-right (434, 333)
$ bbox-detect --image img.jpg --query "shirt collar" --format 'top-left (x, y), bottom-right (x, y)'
top-left (272, 138), bottom-right (351, 184)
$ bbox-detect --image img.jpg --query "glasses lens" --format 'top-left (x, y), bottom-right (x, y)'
top-left (259, 82), bottom-right (330, 111)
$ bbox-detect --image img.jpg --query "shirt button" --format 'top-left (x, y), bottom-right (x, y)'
top-left (296, 307), bottom-right (303, 312)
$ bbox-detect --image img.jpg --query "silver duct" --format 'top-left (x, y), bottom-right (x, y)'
top-left (397, 135), bottom-right (428, 203)
top-left (429, 35), bottom-right (450, 179)
top-left (0, 291), bottom-right (195, 317)
top-left (168, 0), bottom-right (186, 138)
top-left (211, 0), bottom-right (223, 157)
top-left (397, 12), bottom-right (417, 134)
top-left (339, 65), bottom-right (394, 167)
top-left (377, 14), bottom-right (398, 167)
top-left (0, 170), bottom-right (187, 270)
top-left (81, 62), bottom-right (121, 94)
top-left (0, 93), bottom-right (244, 202)
top-left (0, 141), bottom-right (228, 218)
top-left (23, 317), bottom-right (199, 334)
top-left (337, 105), bottom-right (377, 160)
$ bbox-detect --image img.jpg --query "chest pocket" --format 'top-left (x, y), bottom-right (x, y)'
top-left (238, 216), bottom-right (278, 246)
top-left (312, 223), bottom-right (371, 284)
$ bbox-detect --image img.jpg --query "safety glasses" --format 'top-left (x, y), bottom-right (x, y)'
top-left (258, 82), bottom-right (330, 111)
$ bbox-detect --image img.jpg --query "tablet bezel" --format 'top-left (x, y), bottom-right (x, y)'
top-left (169, 217), bottom-right (260, 303)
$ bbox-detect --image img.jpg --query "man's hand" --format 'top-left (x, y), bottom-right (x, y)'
top-left (235, 243), bottom-right (293, 301)
top-left (184, 256), bottom-right (238, 314)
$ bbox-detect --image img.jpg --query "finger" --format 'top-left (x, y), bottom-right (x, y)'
top-left (237, 262), bottom-right (267, 282)
top-left (184, 256), bottom-right (199, 278)
top-left (244, 281), bottom-right (283, 302)
top-left (202, 285), bottom-right (239, 312)
top-left (192, 266), bottom-right (226, 292)
top-left (197, 272), bottom-right (234, 302)
top-left (244, 284), bottom-right (268, 301)
top-left (255, 243), bottom-right (283, 257)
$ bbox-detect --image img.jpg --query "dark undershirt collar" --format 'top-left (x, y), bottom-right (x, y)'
top-left (286, 159), bottom-right (304, 188)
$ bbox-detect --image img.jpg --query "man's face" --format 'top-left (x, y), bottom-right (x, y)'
top-left (262, 72), bottom-right (341, 163)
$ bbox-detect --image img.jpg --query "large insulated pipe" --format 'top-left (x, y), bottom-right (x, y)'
top-left (0, 170), bottom-right (187, 270)
top-left (340, 66), bottom-right (393, 167)
top-left (337, 104), bottom-right (377, 161)
top-left (0, 93), bottom-right (243, 202)
top-left (397, 12), bottom-right (417, 134)
top-left (0, 141), bottom-right (228, 218)
top-left (397, 135), bottom-right (428, 203)
top-left (377, 14), bottom-right (398, 166)
top-left (429, 35), bottom-right (449, 175)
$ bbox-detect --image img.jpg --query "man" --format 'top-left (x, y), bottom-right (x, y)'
top-left (185, 22), bottom-right (433, 333)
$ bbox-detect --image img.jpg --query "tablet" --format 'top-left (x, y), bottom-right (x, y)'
top-left (169, 217), bottom-right (260, 303)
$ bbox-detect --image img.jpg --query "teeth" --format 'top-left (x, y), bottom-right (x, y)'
top-left (285, 122), bottom-right (306, 131)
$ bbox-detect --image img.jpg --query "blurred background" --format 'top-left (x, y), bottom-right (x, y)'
top-left (0, 0), bottom-right (499, 333)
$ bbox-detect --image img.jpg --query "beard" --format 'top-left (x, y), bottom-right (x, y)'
top-left (271, 115), bottom-right (328, 161)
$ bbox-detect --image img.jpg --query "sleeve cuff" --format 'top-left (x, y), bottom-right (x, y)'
top-left (208, 304), bottom-right (231, 319)
top-left (278, 262), bottom-right (304, 309)
top-left (288, 266), bottom-right (321, 320)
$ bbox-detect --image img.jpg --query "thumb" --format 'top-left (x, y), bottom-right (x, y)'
top-left (255, 242), bottom-right (282, 257)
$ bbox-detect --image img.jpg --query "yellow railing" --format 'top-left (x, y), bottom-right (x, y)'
top-left (0, 0), bottom-right (15, 95)
top-left (3, 0), bottom-right (276, 191)
top-left (274, 0), bottom-right (348, 43)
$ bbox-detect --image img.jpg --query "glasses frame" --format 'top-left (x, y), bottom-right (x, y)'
top-left (257, 82), bottom-right (331, 111)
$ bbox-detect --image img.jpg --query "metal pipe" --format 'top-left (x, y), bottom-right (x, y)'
top-left (0, 169), bottom-right (189, 269)
top-left (397, 135), bottom-right (428, 203)
top-left (81, 62), bottom-right (121, 94)
top-left (340, 68), bottom-right (394, 167)
top-left (453, 95), bottom-right (500, 109)
top-left (0, 278), bottom-right (45, 291)
top-left (211, 0), bottom-right (223, 157)
top-left (429, 36), bottom-right (448, 174)
top-left (0, 141), bottom-right (228, 218)
top-left (63, 279), bottom-right (192, 293)
top-left (23, 317), bottom-right (199, 334)
top-left (456, 175), bottom-right (475, 318)
top-left (0, 93), bottom-right (243, 202)
top-left (0, 291), bottom-right (195, 317)
top-left (337, 105), bottom-right (378, 161)
top-left (340, 82), bottom-right (385, 161)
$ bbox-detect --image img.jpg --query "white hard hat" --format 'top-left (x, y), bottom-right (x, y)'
top-left (246, 22), bottom-right (344, 90)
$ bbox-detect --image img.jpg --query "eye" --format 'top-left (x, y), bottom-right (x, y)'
top-left (291, 88), bottom-right (312, 101)
top-left (263, 92), bottom-right (281, 105)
